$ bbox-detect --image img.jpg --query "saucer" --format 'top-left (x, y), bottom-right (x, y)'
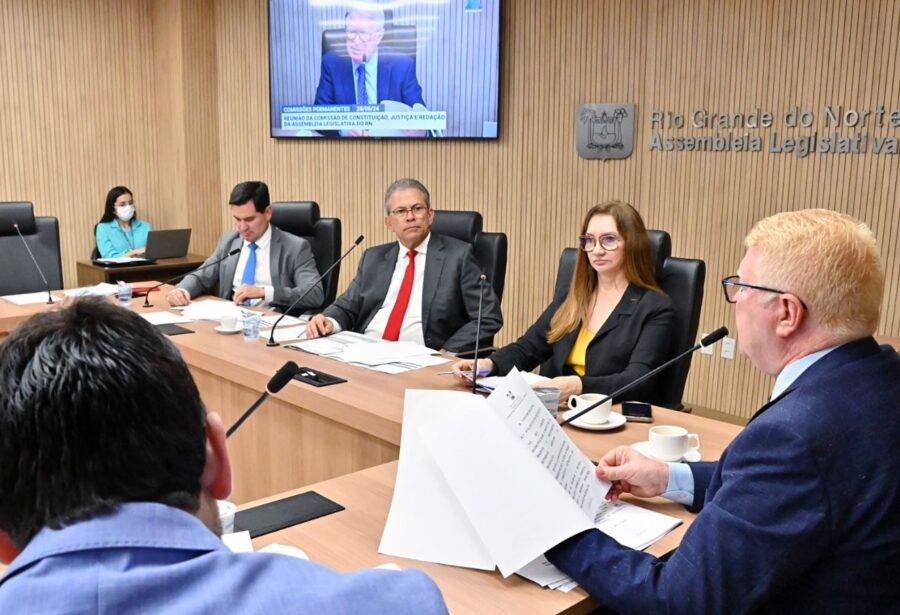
top-left (630, 440), bottom-right (701, 462)
top-left (563, 410), bottom-right (627, 431)
top-left (215, 325), bottom-right (242, 335)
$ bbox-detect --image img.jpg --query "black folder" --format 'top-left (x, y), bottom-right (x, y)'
top-left (233, 491), bottom-right (344, 538)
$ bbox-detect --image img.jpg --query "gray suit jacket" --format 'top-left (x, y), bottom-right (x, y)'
top-left (178, 226), bottom-right (324, 310)
top-left (323, 233), bottom-right (502, 352)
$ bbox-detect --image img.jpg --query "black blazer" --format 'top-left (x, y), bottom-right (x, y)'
top-left (489, 284), bottom-right (674, 403)
top-left (323, 233), bottom-right (502, 352)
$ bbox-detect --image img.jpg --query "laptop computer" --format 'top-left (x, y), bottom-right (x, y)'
top-left (144, 229), bottom-right (192, 260)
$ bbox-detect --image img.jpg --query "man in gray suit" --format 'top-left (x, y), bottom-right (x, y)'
top-left (305, 178), bottom-right (502, 352)
top-left (167, 181), bottom-right (323, 310)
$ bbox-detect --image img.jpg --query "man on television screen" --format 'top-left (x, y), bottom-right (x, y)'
top-left (314, 7), bottom-right (427, 136)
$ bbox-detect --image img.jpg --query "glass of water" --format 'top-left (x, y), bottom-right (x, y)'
top-left (116, 281), bottom-right (133, 306)
top-left (241, 311), bottom-right (261, 341)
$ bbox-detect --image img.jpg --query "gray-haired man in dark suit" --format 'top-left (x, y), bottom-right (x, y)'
top-left (306, 178), bottom-right (502, 352)
top-left (167, 181), bottom-right (323, 310)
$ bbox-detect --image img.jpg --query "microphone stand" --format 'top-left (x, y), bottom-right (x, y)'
top-left (560, 326), bottom-right (729, 426)
top-left (471, 275), bottom-right (486, 394)
top-left (266, 235), bottom-right (364, 347)
top-left (13, 223), bottom-right (53, 304)
top-left (141, 247), bottom-right (241, 308)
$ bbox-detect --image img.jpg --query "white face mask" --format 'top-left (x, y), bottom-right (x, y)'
top-left (115, 204), bottom-right (135, 222)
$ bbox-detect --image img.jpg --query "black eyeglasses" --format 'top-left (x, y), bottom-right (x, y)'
top-left (578, 234), bottom-right (621, 252)
top-left (721, 275), bottom-right (808, 310)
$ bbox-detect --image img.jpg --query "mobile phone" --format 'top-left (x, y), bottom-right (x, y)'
top-left (621, 401), bottom-right (653, 423)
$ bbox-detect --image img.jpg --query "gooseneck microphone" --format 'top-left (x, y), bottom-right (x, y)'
top-left (226, 361), bottom-right (301, 438)
top-left (142, 247), bottom-right (241, 308)
top-left (560, 326), bottom-right (729, 427)
top-left (266, 235), bottom-right (364, 347)
top-left (471, 274), bottom-right (487, 394)
top-left (12, 223), bottom-right (54, 304)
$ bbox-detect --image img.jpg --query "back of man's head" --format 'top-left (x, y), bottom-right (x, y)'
top-left (229, 181), bottom-right (271, 213)
top-left (745, 209), bottom-right (883, 342)
top-left (0, 298), bottom-right (207, 546)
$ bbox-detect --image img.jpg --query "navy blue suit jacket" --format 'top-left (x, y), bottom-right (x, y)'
top-left (547, 337), bottom-right (900, 613)
top-left (314, 51), bottom-right (425, 107)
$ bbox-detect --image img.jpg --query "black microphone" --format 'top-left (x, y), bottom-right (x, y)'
top-left (266, 234), bottom-right (364, 347)
top-left (560, 326), bottom-right (729, 426)
top-left (142, 247), bottom-right (241, 308)
top-left (226, 361), bottom-right (301, 438)
top-left (12, 223), bottom-right (54, 304)
top-left (471, 274), bottom-right (487, 394)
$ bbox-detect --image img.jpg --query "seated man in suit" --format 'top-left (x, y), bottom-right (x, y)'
top-left (305, 178), bottom-right (502, 352)
top-left (546, 209), bottom-right (900, 613)
top-left (0, 298), bottom-right (448, 614)
top-left (167, 181), bottom-right (323, 310)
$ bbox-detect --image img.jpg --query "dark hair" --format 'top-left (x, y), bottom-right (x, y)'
top-left (99, 185), bottom-right (134, 223)
top-left (0, 298), bottom-right (207, 546)
top-left (229, 181), bottom-right (271, 213)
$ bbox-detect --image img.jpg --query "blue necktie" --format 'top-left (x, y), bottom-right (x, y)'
top-left (239, 242), bottom-right (258, 304)
top-left (356, 65), bottom-right (368, 105)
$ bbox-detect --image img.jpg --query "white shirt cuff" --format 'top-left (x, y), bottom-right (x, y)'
top-left (661, 462), bottom-right (695, 506)
top-left (263, 285), bottom-right (274, 305)
top-left (326, 317), bottom-right (342, 333)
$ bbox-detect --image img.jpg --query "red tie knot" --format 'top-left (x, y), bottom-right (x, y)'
top-left (407, 249), bottom-right (417, 260)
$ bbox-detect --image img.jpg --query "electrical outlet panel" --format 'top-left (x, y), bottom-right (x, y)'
top-left (721, 336), bottom-right (736, 360)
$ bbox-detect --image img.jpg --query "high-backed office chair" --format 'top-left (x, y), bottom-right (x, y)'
top-left (545, 230), bottom-right (704, 410)
top-left (90, 223), bottom-right (101, 260)
top-left (0, 202), bottom-right (64, 295)
top-left (431, 210), bottom-right (508, 303)
top-left (270, 201), bottom-right (342, 313)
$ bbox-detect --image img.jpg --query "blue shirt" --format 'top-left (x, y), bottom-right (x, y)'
top-left (0, 502), bottom-right (448, 614)
top-left (95, 218), bottom-right (152, 258)
top-left (662, 345), bottom-right (839, 506)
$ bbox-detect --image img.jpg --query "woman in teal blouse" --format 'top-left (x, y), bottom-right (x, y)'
top-left (95, 186), bottom-right (153, 258)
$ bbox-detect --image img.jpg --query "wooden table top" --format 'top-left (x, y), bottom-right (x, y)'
top-left (75, 253), bottom-right (206, 273)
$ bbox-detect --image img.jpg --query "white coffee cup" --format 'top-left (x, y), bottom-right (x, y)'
top-left (217, 499), bottom-right (236, 534)
top-left (567, 393), bottom-right (611, 425)
top-left (220, 315), bottom-right (237, 330)
top-left (648, 425), bottom-right (700, 461)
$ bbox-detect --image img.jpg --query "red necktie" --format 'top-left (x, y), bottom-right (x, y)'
top-left (382, 249), bottom-right (417, 341)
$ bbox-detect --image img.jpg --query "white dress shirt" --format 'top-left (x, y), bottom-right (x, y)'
top-left (231, 224), bottom-right (275, 306)
top-left (329, 233), bottom-right (430, 344)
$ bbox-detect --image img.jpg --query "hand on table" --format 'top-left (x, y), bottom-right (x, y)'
top-left (305, 314), bottom-right (334, 339)
top-left (450, 358), bottom-right (495, 383)
top-left (233, 285), bottom-right (264, 305)
top-left (596, 445), bottom-right (670, 501)
top-left (536, 375), bottom-right (582, 401)
top-left (167, 288), bottom-right (191, 307)
top-left (125, 247), bottom-right (146, 257)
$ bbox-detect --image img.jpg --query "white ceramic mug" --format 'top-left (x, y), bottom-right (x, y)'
top-left (648, 425), bottom-right (700, 461)
top-left (217, 499), bottom-right (236, 534)
top-left (220, 315), bottom-right (238, 330)
top-left (567, 393), bottom-right (611, 425)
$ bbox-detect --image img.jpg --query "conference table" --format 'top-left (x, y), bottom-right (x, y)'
top-left (0, 289), bottom-right (742, 505)
top-left (75, 254), bottom-right (207, 286)
top-left (0, 289), bottom-right (744, 611)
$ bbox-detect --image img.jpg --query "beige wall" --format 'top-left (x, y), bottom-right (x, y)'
top-left (2, 0), bottom-right (898, 420)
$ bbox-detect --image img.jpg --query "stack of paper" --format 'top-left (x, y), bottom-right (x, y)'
top-left (140, 311), bottom-right (194, 326)
top-left (181, 299), bottom-right (245, 321)
top-left (94, 256), bottom-right (150, 265)
top-left (63, 283), bottom-right (119, 297)
top-left (288, 331), bottom-right (449, 373)
top-left (469, 370), bottom-right (549, 393)
top-left (1, 291), bottom-right (59, 305)
top-left (378, 369), bottom-right (682, 589)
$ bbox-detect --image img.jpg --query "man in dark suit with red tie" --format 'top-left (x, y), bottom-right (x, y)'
top-left (305, 178), bottom-right (502, 352)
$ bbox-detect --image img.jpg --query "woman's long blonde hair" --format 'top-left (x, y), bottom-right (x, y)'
top-left (547, 201), bottom-right (661, 343)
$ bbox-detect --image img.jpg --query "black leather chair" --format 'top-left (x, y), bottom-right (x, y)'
top-left (0, 201), bottom-right (63, 295)
top-left (431, 210), bottom-right (508, 303)
top-left (545, 230), bottom-right (704, 410)
top-left (90, 223), bottom-right (101, 260)
top-left (270, 201), bottom-right (341, 313)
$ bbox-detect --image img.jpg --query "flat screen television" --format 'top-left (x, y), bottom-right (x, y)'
top-left (268, 1), bottom-right (501, 139)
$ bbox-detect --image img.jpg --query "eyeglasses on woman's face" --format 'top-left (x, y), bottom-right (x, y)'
top-left (578, 234), bottom-right (621, 252)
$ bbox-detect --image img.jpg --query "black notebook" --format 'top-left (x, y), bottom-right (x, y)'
top-left (233, 491), bottom-right (344, 538)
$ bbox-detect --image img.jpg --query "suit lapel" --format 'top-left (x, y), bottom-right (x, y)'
top-left (421, 235), bottom-right (445, 328)
top-left (360, 244), bottom-right (399, 330)
top-left (221, 234), bottom-right (243, 299)
top-left (268, 227), bottom-right (283, 288)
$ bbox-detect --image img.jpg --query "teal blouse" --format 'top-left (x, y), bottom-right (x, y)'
top-left (95, 219), bottom-right (153, 258)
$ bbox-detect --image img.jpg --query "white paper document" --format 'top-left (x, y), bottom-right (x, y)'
top-left (2, 291), bottom-right (59, 305)
top-left (258, 542), bottom-right (309, 559)
top-left (472, 371), bottom-right (549, 391)
top-left (181, 299), bottom-right (245, 321)
top-left (140, 311), bottom-right (194, 325)
top-left (94, 256), bottom-right (149, 265)
top-left (379, 369), bottom-right (682, 586)
top-left (288, 332), bottom-right (448, 373)
top-left (63, 283), bottom-right (119, 297)
top-left (270, 325), bottom-right (307, 343)
top-left (221, 531), bottom-right (254, 553)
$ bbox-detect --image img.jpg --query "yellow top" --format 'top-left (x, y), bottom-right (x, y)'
top-left (565, 327), bottom-right (595, 376)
